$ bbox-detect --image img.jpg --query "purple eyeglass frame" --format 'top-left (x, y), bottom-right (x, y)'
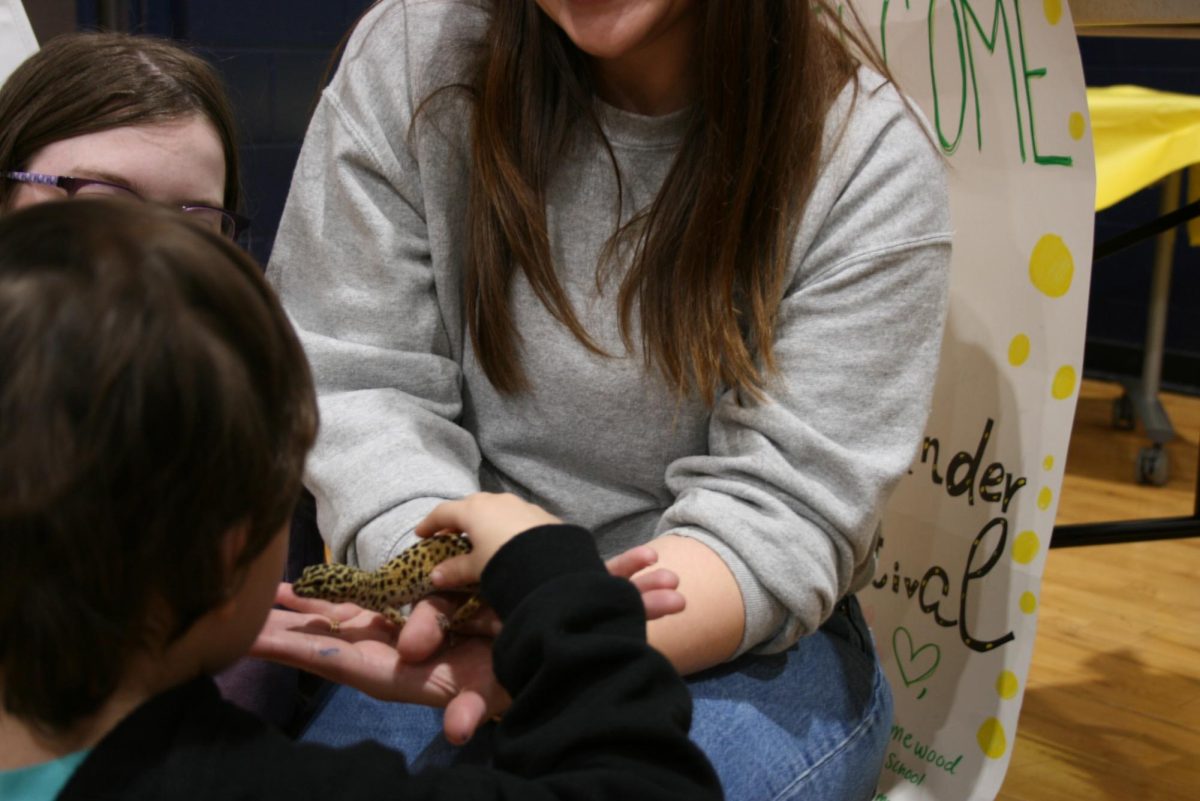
top-left (3, 170), bottom-right (250, 239)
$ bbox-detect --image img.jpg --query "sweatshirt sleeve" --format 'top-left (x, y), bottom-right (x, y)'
top-left (395, 524), bottom-right (724, 801)
top-left (658, 78), bottom-right (954, 655)
top-left (267, 2), bottom-right (483, 569)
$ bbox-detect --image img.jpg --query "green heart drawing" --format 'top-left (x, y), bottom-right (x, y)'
top-left (892, 626), bottom-right (941, 687)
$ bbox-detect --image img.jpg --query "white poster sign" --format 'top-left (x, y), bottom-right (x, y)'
top-left (0, 0), bottom-right (37, 84)
top-left (847, 2), bottom-right (1096, 800)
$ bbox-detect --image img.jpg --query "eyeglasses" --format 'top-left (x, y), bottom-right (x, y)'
top-left (3, 171), bottom-right (250, 240)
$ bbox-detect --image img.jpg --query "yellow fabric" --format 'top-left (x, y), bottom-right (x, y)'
top-left (1088, 85), bottom-right (1200, 245)
top-left (1191, 164), bottom-right (1200, 245)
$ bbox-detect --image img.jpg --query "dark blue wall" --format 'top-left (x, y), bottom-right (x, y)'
top-left (102, 0), bottom-right (374, 263)
top-left (179, 1), bottom-right (376, 263)
top-left (1077, 36), bottom-right (1200, 392)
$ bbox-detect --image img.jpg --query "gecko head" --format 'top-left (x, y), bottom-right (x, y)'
top-left (292, 563), bottom-right (360, 600)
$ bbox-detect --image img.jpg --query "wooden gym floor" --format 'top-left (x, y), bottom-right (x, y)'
top-left (996, 379), bottom-right (1199, 801)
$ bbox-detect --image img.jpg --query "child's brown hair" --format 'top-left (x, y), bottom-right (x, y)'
top-left (0, 200), bottom-right (317, 734)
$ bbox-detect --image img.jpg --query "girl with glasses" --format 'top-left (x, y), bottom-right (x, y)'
top-left (0, 32), bottom-right (248, 240)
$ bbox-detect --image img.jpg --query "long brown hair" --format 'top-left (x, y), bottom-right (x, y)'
top-left (0, 32), bottom-right (241, 212)
top-left (459, 1), bottom-right (890, 404)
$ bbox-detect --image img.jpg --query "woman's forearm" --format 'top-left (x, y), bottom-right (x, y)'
top-left (642, 534), bottom-right (746, 675)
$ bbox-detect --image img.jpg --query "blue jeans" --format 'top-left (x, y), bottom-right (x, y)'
top-left (300, 596), bottom-right (892, 801)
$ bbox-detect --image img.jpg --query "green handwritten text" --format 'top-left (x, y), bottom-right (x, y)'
top-left (890, 723), bottom-right (966, 774)
top-left (881, 0), bottom-right (1073, 166)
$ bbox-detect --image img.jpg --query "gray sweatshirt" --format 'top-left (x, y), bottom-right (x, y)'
top-left (268, 0), bottom-right (952, 657)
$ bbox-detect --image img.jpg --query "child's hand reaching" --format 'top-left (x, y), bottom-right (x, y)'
top-left (414, 493), bottom-right (561, 591)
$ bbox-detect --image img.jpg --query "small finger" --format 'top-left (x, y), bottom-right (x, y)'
top-left (443, 690), bottom-right (490, 746)
top-left (414, 499), bottom-right (470, 538)
top-left (273, 583), bottom-right (350, 617)
top-left (429, 553), bottom-right (478, 589)
top-left (629, 567), bottom-right (680, 594)
top-left (274, 582), bottom-right (295, 606)
top-left (640, 589), bottom-right (687, 621)
top-left (395, 597), bottom-right (455, 662)
top-left (605, 545), bottom-right (659, 579)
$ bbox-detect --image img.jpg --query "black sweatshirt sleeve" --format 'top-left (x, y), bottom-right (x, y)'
top-left (399, 524), bottom-right (724, 801)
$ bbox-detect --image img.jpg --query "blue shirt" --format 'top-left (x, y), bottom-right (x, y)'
top-left (0, 751), bottom-right (89, 801)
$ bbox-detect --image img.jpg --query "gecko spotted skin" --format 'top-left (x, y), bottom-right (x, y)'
top-left (292, 535), bottom-right (481, 629)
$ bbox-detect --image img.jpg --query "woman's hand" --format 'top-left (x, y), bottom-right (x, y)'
top-left (251, 544), bottom-right (684, 743)
top-left (250, 583), bottom-right (506, 744)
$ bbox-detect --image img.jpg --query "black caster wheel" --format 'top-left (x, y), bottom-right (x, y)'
top-left (1136, 445), bottom-right (1169, 487)
top-left (1112, 394), bottom-right (1135, 431)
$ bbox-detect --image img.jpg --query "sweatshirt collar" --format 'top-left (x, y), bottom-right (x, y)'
top-left (592, 98), bottom-right (691, 150)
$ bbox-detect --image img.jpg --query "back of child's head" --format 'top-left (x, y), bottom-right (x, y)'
top-left (0, 200), bottom-right (317, 734)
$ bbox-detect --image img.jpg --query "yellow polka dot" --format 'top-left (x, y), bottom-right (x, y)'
top-left (978, 718), bottom-right (1008, 759)
top-left (1044, 0), bottom-right (1063, 24)
top-left (996, 671), bottom-right (1020, 700)
top-left (1038, 486), bottom-right (1053, 510)
top-left (1013, 530), bottom-right (1040, 564)
top-left (1052, 365), bottom-right (1077, 400)
top-left (1029, 234), bottom-right (1074, 298)
top-left (1020, 592), bottom-right (1038, 614)
top-left (1008, 334), bottom-right (1031, 367)
top-left (1043, 455), bottom-right (1055, 471)
top-left (1069, 112), bottom-right (1086, 140)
